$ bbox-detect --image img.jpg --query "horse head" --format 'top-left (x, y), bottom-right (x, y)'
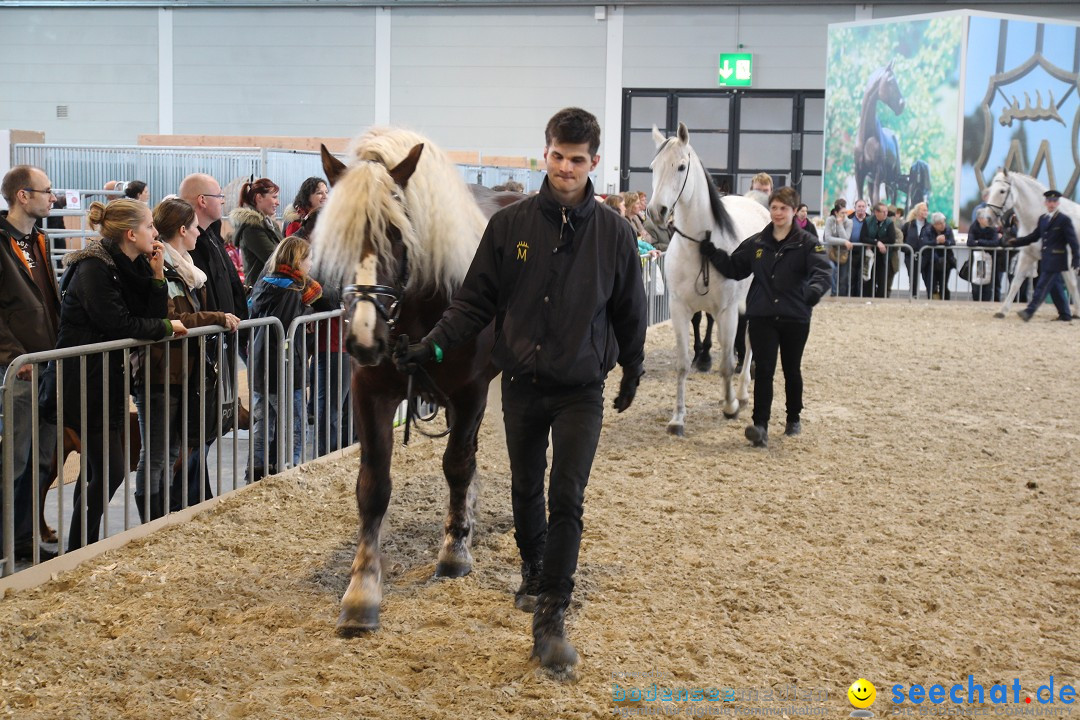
top-left (869, 60), bottom-right (906, 117)
top-left (985, 169), bottom-right (1012, 217)
top-left (314, 142), bottom-right (423, 366)
top-left (646, 121), bottom-right (696, 227)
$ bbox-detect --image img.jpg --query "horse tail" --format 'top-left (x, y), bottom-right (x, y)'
top-left (703, 166), bottom-right (737, 239)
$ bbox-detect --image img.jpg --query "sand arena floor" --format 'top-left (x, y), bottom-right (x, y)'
top-left (1, 300), bottom-right (1077, 719)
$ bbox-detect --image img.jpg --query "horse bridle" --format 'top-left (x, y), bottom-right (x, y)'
top-left (985, 177), bottom-right (1014, 218)
top-left (340, 221), bottom-right (411, 331)
top-left (654, 139), bottom-right (713, 294)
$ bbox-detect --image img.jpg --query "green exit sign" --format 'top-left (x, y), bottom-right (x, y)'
top-left (718, 53), bottom-right (753, 87)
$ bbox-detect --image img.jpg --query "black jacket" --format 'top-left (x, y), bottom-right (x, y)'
top-left (43, 240), bottom-right (171, 430)
top-left (190, 220), bottom-right (248, 319)
top-left (1013, 211), bottom-right (1080, 273)
top-left (426, 177), bottom-right (647, 385)
top-left (248, 272), bottom-right (314, 393)
top-left (705, 223), bottom-right (832, 323)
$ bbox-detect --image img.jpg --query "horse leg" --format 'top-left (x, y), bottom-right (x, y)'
top-left (435, 381), bottom-right (488, 578)
top-left (1063, 269), bottom-right (1080, 319)
top-left (337, 391), bottom-right (399, 636)
top-left (715, 306), bottom-right (740, 419)
top-left (667, 301), bottom-right (692, 436)
top-left (996, 251), bottom-right (1034, 317)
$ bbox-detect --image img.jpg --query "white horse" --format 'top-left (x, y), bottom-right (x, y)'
top-left (647, 122), bottom-right (769, 436)
top-left (986, 169), bottom-right (1080, 318)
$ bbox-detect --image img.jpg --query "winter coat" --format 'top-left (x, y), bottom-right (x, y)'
top-left (231, 206), bottom-right (283, 286)
top-left (426, 177), bottom-right (647, 385)
top-left (132, 256), bottom-right (232, 387)
top-left (248, 272), bottom-right (314, 394)
top-left (823, 214), bottom-right (851, 265)
top-left (705, 223), bottom-right (832, 323)
top-left (43, 240), bottom-right (171, 430)
top-left (0, 213), bottom-right (61, 368)
top-left (919, 224), bottom-right (957, 269)
top-left (190, 220), bottom-right (247, 319)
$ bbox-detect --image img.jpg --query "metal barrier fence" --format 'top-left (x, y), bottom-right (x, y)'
top-left (830, 244), bottom-right (1032, 303)
top-left (1, 318), bottom-right (288, 576)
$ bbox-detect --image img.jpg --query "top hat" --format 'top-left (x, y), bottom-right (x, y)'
top-left (1044, 189), bottom-right (1063, 199)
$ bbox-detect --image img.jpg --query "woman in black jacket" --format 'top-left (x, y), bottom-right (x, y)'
top-left (230, 177), bottom-right (283, 287)
top-left (45, 199), bottom-right (188, 550)
top-left (699, 187), bottom-right (831, 448)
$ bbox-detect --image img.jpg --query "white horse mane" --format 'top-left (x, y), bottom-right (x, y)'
top-left (313, 126), bottom-right (488, 297)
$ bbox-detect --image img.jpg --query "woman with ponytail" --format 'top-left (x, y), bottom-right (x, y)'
top-left (246, 235), bottom-right (321, 480)
top-left (230, 177), bottom-right (282, 287)
top-left (44, 199), bottom-right (188, 550)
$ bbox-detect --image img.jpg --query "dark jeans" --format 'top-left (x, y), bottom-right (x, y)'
top-left (747, 317), bottom-right (811, 429)
top-left (67, 425), bottom-right (126, 551)
top-left (1024, 270), bottom-right (1071, 319)
top-left (501, 375), bottom-right (604, 599)
top-left (315, 351), bottom-right (354, 456)
top-left (860, 247), bottom-right (890, 298)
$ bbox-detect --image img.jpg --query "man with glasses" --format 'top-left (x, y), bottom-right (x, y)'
top-left (175, 174), bottom-right (248, 509)
top-left (0, 165), bottom-right (62, 562)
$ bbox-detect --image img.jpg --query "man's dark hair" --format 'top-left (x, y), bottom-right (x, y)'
top-left (545, 107), bottom-right (601, 156)
top-left (1, 165), bottom-right (35, 206)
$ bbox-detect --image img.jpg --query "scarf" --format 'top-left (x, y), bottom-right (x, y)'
top-left (796, 217), bottom-right (810, 230)
top-left (275, 264), bottom-right (323, 306)
top-left (165, 243), bottom-right (207, 290)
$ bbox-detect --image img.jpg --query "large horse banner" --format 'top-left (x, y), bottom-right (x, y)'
top-left (960, 15), bottom-right (1080, 230)
top-left (823, 15), bottom-right (963, 218)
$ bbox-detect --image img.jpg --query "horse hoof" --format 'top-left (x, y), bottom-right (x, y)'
top-left (723, 409), bottom-right (739, 420)
top-left (666, 423), bottom-right (685, 437)
top-left (434, 560), bottom-right (472, 578)
top-left (336, 606), bottom-right (380, 636)
top-left (993, 312), bottom-right (1005, 319)
top-left (691, 357), bottom-right (712, 373)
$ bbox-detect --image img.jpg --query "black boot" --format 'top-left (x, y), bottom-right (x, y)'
top-left (531, 593), bottom-right (578, 670)
top-left (514, 560), bottom-right (543, 612)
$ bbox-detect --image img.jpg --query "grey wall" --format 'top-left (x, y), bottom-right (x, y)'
top-left (1, 2), bottom-right (1078, 178)
top-left (172, 7), bottom-right (376, 136)
top-left (623, 5), bottom-right (856, 90)
top-left (0, 8), bottom-right (158, 143)
top-left (389, 7), bottom-right (606, 157)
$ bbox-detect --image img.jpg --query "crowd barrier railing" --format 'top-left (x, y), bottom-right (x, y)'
top-left (1, 318), bottom-right (284, 577)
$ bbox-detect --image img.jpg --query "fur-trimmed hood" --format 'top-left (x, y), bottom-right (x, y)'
top-left (230, 205), bottom-right (279, 232)
top-left (62, 238), bottom-right (116, 269)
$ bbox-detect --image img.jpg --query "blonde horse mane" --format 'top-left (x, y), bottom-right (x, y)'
top-left (313, 126), bottom-right (488, 297)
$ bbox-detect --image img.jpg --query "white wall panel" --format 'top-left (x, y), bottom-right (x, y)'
top-left (389, 7), bottom-right (607, 157)
top-left (623, 5), bottom-right (853, 91)
top-left (172, 8), bottom-right (376, 137)
top-left (0, 8), bottom-right (158, 143)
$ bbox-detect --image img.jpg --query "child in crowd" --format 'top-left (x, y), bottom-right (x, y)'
top-left (247, 236), bottom-right (321, 480)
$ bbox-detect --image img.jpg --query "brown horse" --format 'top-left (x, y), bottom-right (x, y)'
top-left (313, 128), bottom-right (518, 635)
top-left (855, 60), bottom-right (906, 206)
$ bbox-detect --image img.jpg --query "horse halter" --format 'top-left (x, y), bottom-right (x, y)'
top-left (342, 243), bottom-right (410, 330)
top-left (985, 178), bottom-right (1014, 219)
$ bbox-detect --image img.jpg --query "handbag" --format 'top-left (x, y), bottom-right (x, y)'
top-left (861, 248), bottom-right (875, 281)
top-left (187, 359), bottom-right (238, 440)
top-left (959, 260), bottom-right (971, 282)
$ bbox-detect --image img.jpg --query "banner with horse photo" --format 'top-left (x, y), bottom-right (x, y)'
top-left (823, 15), bottom-right (962, 218)
top-left (959, 14), bottom-right (1080, 231)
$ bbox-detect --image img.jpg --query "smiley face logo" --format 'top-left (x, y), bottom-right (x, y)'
top-left (848, 679), bottom-right (876, 709)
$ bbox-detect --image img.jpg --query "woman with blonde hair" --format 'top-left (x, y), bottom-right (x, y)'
top-left (231, 177), bottom-right (283, 286)
top-left (247, 235), bottom-right (322, 479)
top-left (42, 199), bottom-right (188, 549)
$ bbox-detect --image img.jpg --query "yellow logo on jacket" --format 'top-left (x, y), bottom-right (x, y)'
top-left (516, 240), bottom-right (528, 261)
top-left (814, 244), bottom-right (825, 253)
top-left (755, 248), bottom-right (763, 259)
